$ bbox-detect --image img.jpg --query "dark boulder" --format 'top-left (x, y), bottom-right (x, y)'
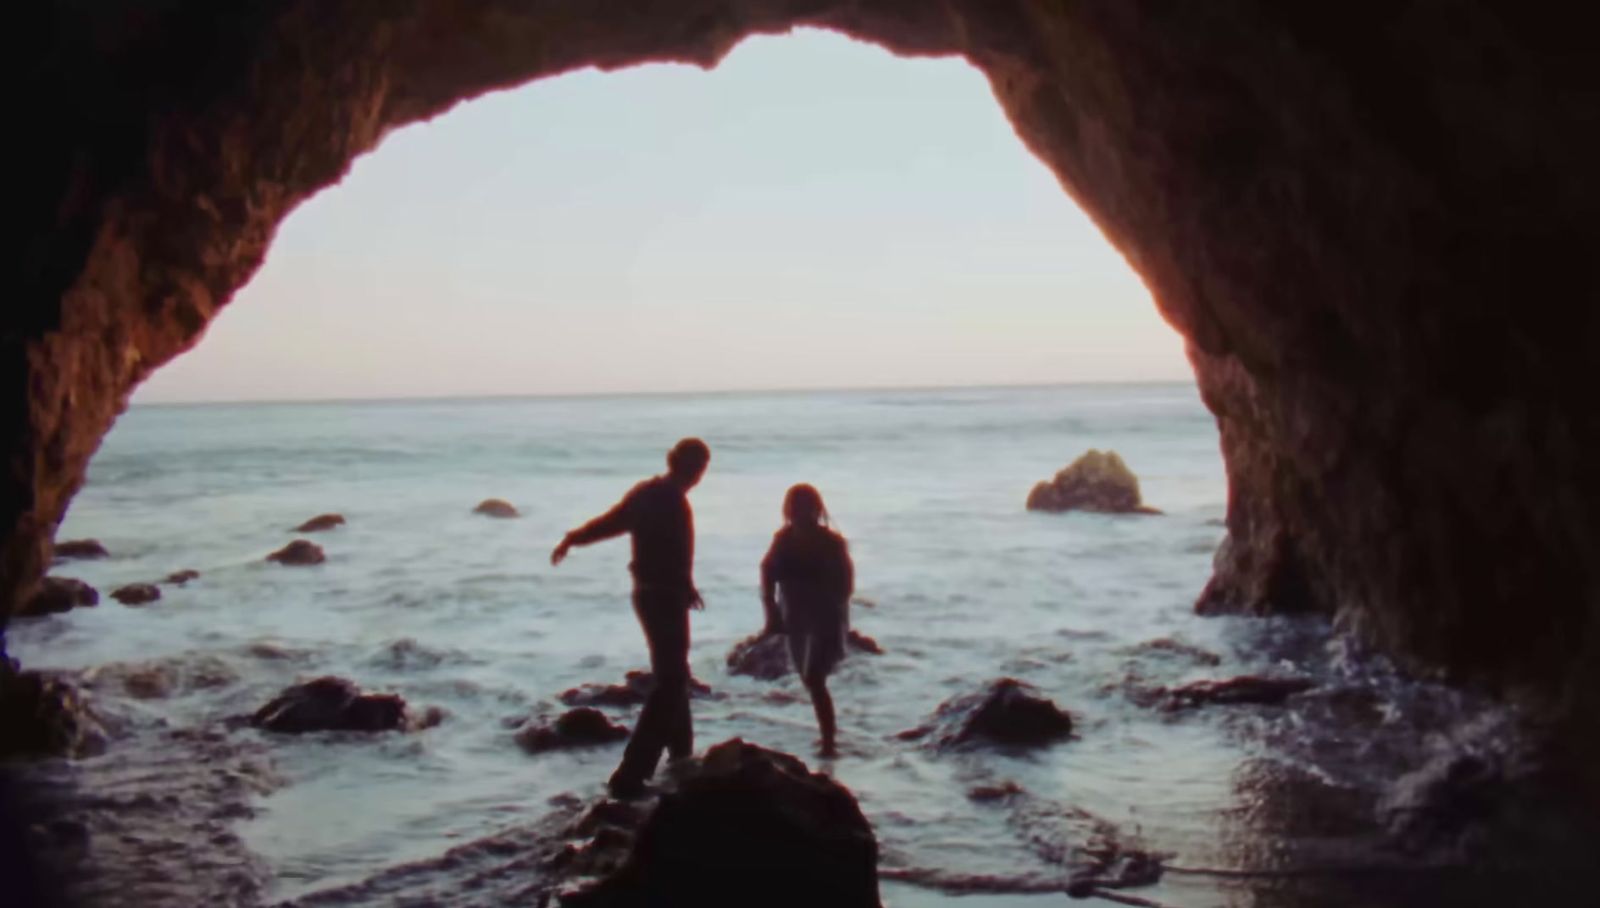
top-left (294, 513), bottom-right (345, 532)
top-left (164, 569), bottom-right (200, 585)
top-left (0, 664), bottom-right (108, 759)
top-left (1026, 449), bottom-right (1160, 514)
top-left (473, 498), bottom-right (520, 518)
top-left (563, 738), bottom-right (878, 907)
top-left (53, 538), bottom-right (109, 561)
top-left (516, 707), bottom-right (630, 754)
top-left (18, 577), bottom-right (99, 617)
top-left (266, 539), bottom-right (324, 566)
top-left (559, 671), bottom-right (714, 709)
top-left (111, 582), bottom-right (161, 606)
top-left (900, 678), bottom-right (1073, 750)
top-left (251, 676), bottom-right (409, 733)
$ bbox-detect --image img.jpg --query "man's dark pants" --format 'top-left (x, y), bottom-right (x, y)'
top-left (610, 587), bottom-right (692, 787)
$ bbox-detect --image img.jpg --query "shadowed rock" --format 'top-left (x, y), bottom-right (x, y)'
top-left (473, 498), bottom-right (520, 518)
top-left (0, 663), bottom-right (107, 759)
top-left (1027, 449), bottom-right (1160, 514)
top-left (294, 513), bottom-right (345, 532)
top-left (1150, 675), bottom-right (1316, 711)
top-left (266, 539), bottom-right (324, 566)
top-left (251, 676), bottom-right (409, 733)
top-left (516, 707), bottom-right (630, 754)
top-left (53, 538), bottom-right (108, 561)
top-left (562, 738), bottom-right (878, 907)
top-left (164, 569), bottom-right (200, 585)
top-left (726, 629), bottom-right (885, 680)
top-left (899, 678), bottom-right (1073, 750)
top-left (559, 671), bottom-right (714, 708)
top-left (111, 582), bottom-right (161, 606)
top-left (18, 577), bottom-right (99, 617)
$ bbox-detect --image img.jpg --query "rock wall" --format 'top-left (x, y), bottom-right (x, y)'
top-left (9, 3), bottom-right (1598, 738)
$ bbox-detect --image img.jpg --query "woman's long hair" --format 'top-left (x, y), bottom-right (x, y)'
top-left (782, 483), bottom-right (834, 530)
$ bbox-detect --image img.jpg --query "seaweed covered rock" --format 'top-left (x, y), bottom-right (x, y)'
top-left (560, 671), bottom-right (713, 709)
top-left (266, 539), bottom-right (324, 566)
top-left (564, 738), bottom-right (878, 907)
top-left (251, 676), bottom-right (409, 733)
top-left (0, 663), bottom-right (107, 758)
top-left (899, 678), bottom-right (1073, 750)
top-left (294, 513), bottom-right (345, 532)
top-left (53, 538), bottom-right (109, 561)
top-left (111, 582), bottom-right (161, 606)
top-left (18, 577), bottom-right (99, 617)
top-left (473, 498), bottom-right (520, 518)
top-left (1026, 449), bottom-right (1159, 514)
top-left (516, 707), bottom-right (630, 754)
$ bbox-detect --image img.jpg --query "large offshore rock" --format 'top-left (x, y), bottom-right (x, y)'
top-left (1026, 449), bottom-right (1159, 514)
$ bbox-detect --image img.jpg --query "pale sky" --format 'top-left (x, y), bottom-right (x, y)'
top-left (135, 29), bottom-right (1188, 404)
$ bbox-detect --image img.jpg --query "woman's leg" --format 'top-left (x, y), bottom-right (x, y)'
top-left (801, 668), bottom-right (836, 756)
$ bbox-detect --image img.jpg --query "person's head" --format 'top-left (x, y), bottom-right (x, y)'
top-left (666, 437), bottom-right (711, 488)
top-left (782, 483), bottom-right (830, 528)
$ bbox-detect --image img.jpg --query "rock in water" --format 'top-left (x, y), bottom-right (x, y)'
top-left (164, 569), bottom-right (200, 585)
top-left (18, 577), bottom-right (99, 617)
top-left (516, 708), bottom-right (630, 753)
top-left (901, 678), bottom-right (1074, 750)
top-left (1154, 675), bottom-right (1316, 711)
top-left (473, 498), bottom-right (520, 518)
top-left (565, 738), bottom-right (878, 907)
top-left (251, 676), bottom-right (409, 733)
top-left (53, 538), bottom-right (109, 560)
top-left (294, 513), bottom-right (345, 532)
top-left (560, 671), bottom-right (714, 708)
top-left (0, 664), bottom-right (107, 759)
top-left (1026, 449), bottom-right (1160, 514)
top-left (726, 629), bottom-right (885, 680)
top-left (111, 582), bottom-right (161, 606)
top-left (725, 633), bottom-right (792, 680)
top-left (266, 539), bottom-right (324, 566)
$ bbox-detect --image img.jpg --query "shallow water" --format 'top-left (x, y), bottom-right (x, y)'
top-left (8, 384), bottom-right (1585, 906)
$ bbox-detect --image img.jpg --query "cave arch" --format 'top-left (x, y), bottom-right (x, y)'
top-left (13, 1), bottom-right (1599, 749)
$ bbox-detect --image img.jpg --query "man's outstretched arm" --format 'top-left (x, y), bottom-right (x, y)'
top-left (550, 492), bottom-right (633, 565)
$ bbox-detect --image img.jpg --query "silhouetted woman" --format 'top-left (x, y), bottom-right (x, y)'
top-left (760, 483), bottom-right (854, 757)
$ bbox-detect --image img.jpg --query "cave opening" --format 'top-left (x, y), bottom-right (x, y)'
top-left (8, 4), bottom-right (1600, 905)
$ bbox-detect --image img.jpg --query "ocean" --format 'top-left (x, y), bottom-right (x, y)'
top-left (8, 383), bottom-right (1540, 906)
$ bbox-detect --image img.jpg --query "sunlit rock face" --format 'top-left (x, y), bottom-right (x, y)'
top-left (9, 3), bottom-right (1598, 744)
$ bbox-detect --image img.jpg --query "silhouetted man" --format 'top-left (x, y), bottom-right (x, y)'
top-left (551, 437), bottom-right (710, 797)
